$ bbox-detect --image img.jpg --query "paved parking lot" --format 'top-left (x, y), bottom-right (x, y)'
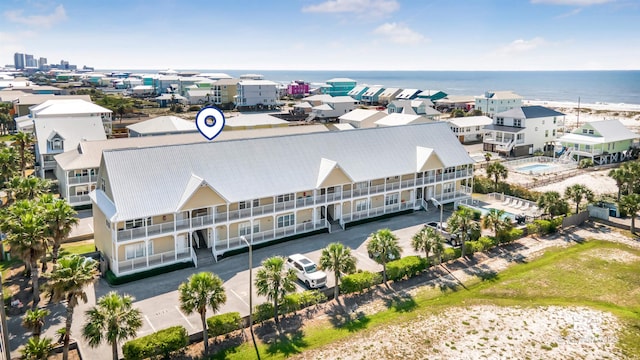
top-left (11, 208), bottom-right (449, 360)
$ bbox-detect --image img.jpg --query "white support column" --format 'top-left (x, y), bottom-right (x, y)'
top-left (174, 234), bottom-right (177, 261)
top-left (145, 240), bottom-right (149, 267)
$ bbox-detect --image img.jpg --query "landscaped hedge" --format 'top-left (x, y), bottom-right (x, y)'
top-left (478, 236), bottom-right (498, 250)
top-left (472, 176), bottom-right (540, 202)
top-left (207, 312), bottom-right (241, 338)
top-left (496, 228), bottom-right (524, 244)
top-left (122, 326), bottom-right (188, 360)
top-left (253, 303), bottom-right (275, 324)
top-left (106, 261), bottom-right (193, 285)
top-left (442, 247), bottom-right (461, 262)
top-left (340, 271), bottom-right (382, 294)
top-left (463, 240), bottom-right (484, 255)
top-left (386, 256), bottom-right (429, 281)
top-left (282, 290), bottom-right (327, 314)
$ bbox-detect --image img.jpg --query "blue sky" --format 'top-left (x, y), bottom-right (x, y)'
top-left (0, 0), bottom-right (638, 70)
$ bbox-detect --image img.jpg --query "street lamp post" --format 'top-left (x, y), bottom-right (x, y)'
top-left (430, 197), bottom-right (444, 235)
top-left (240, 236), bottom-right (260, 360)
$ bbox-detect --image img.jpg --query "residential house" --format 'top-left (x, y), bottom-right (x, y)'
top-left (434, 95), bottom-right (476, 112)
top-left (287, 81), bottom-right (309, 98)
top-left (360, 87), bottom-right (385, 105)
top-left (154, 93), bottom-right (188, 108)
top-left (90, 122), bottom-right (474, 277)
top-left (387, 99), bottom-right (441, 120)
top-left (321, 78), bottom-right (357, 96)
top-left (235, 80), bottom-right (279, 110)
top-left (377, 88), bottom-right (402, 106)
top-left (29, 98), bottom-right (112, 134)
top-left (6, 93), bottom-right (92, 117)
top-left (35, 117), bottom-right (107, 178)
top-left (224, 113), bottom-right (289, 130)
top-left (155, 75), bottom-right (180, 94)
top-left (211, 79), bottom-right (238, 109)
top-left (310, 96), bottom-right (357, 120)
top-left (447, 116), bottom-right (493, 143)
top-left (395, 89), bottom-right (422, 100)
top-left (416, 90), bottom-right (447, 102)
top-left (475, 91), bottom-right (523, 117)
top-left (483, 106), bottom-right (564, 157)
top-left (292, 102), bottom-right (313, 115)
top-left (347, 85), bottom-right (369, 102)
top-left (375, 113), bottom-right (432, 127)
top-left (339, 109), bottom-right (388, 129)
top-left (186, 88), bottom-right (214, 105)
top-left (56, 126), bottom-right (329, 207)
top-left (557, 120), bottom-right (640, 165)
top-left (301, 94), bottom-right (333, 106)
top-left (126, 116), bottom-right (197, 137)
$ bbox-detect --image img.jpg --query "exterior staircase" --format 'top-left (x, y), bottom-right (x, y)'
top-left (195, 247), bottom-right (215, 267)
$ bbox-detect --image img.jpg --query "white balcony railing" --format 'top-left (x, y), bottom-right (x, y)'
top-left (68, 194), bottom-right (91, 204)
top-left (68, 174), bottom-right (97, 185)
top-left (116, 249), bottom-right (191, 275)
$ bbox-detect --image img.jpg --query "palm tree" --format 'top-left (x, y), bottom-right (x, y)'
top-left (481, 208), bottom-right (512, 238)
top-left (431, 231), bottom-right (445, 265)
top-left (609, 167), bottom-right (629, 201)
top-left (21, 337), bottom-right (54, 360)
top-left (82, 292), bottom-right (143, 360)
top-left (4, 210), bottom-right (47, 307)
top-left (15, 177), bottom-right (51, 201)
top-left (22, 308), bottom-right (51, 339)
top-left (0, 146), bottom-right (19, 185)
top-left (40, 195), bottom-right (79, 265)
top-left (3, 176), bottom-right (22, 205)
top-left (366, 229), bottom-right (402, 286)
top-left (255, 256), bottom-right (297, 328)
top-left (619, 194), bottom-right (640, 233)
top-left (319, 242), bottom-right (357, 302)
top-left (564, 184), bottom-right (595, 214)
top-left (47, 254), bottom-right (99, 360)
top-left (485, 162), bottom-right (508, 192)
top-left (10, 131), bottom-right (35, 177)
top-left (447, 207), bottom-right (480, 258)
top-left (537, 191), bottom-right (569, 216)
top-left (178, 272), bottom-right (226, 355)
top-left (412, 226), bottom-right (440, 260)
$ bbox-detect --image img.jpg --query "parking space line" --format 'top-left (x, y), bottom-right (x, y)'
top-left (229, 288), bottom-right (249, 308)
top-left (175, 306), bottom-right (196, 330)
top-left (144, 315), bottom-right (156, 332)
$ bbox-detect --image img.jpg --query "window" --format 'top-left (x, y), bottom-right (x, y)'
top-left (100, 178), bottom-right (106, 191)
top-left (513, 119), bottom-right (521, 127)
top-left (105, 219), bottom-right (110, 229)
top-left (239, 221), bottom-right (259, 236)
top-left (239, 201), bottom-right (250, 210)
top-left (476, 126), bottom-right (480, 131)
top-left (355, 199), bottom-right (368, 212)
top-left (585, 144), bottom-right (591, 151)
top-left (443, 182), bottom-right (454, 193)
top-left (582, 129), bottom-right (588, 134)
top-left (553, 117), bottom-right (557, 124)
top-left (125, 217), bottom-right (151, 229)
top-left (385, 193), bottom-right (399, 206)
top-left (552, 129), bottom-right (556, 136)
top-left (496, 117), bottom-right (504, 126)
top-left (50, 138), bottom-right (63, 150)
top-left (253, 199), bottom-right (260, 207)
top-left (277, 214), bottom-right (295, 228)
top-left (75, 186), bottom-right (89, 196)
top-left (588, 129), bottom-right (594, 135)
top-left (125, 241), bottom-right (153, 260)
top-left (545, 130), bottom-right (549, 138)
top-left (277, 193), bottom-right (293, 203)
top-left (444, 167), bottom-right (455, 174)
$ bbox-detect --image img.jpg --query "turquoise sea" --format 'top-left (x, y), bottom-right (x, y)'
top-left (100, 70), bottom-right (640, 105)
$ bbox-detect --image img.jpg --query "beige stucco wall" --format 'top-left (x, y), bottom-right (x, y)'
top-left (181, 186), bottom-right (225, 211)
top-left (92, 203), bottom-right (112, 260)
top-left (419, 153), bottom-right (444, 172)
top-left (371, 195), bottom-right (383, 208)
top-left (296, 208), bottom-right (313, 223)
top-left (320, 167), bottom-right (352, 188)
top-left (152, 235), bottom-right (175, 253)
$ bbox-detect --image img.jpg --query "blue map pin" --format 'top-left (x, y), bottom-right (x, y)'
top-left (195, 106), bottom-right (226, 140)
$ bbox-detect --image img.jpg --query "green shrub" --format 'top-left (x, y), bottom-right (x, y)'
top-left (509, 228), bottom-right (524, 241)
top-left (496, 228), bottom-right (524, 244)
top-left (478, 236), bottom-right (497, 251)
top-left (123, 326), bottom-right (188, 360)
top-left (579, 158), bottom-right (593, 168)
top-left (253, 303), bottom-right (275, 323)
top-left (386, 256), bottom-right (428, 281)
top-left (442, 247), bottom-right (461, 262)
top-left (534, 219), bottom-right (558, 234)
top-left (526, 222), bottom-right (540, 237)
top-left (282, 290), bottom-right (327, 314)
top-left (463, 241), bottom-right (483, 255)
top-left (188, 105), bottom-right (201, 111)
top-left (340, 271), bottom-right (382, 294)
top-left (106, 261), bottom-right (193, 285)
top-left (207, 312), bottom-right (241, 338)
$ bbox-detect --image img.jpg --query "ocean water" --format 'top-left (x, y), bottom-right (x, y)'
top-left (102, 70), bottom-right (640, 105)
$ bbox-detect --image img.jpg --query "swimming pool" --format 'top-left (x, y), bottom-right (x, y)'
top-left (465, 205), bottom-right (516, 220)
top-left (515, 163), bottom-right (556, 173)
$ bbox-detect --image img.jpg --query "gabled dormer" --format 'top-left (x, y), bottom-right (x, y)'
top-left (47, 131), bottom-right (65, 152)
top-left (316, 158), bottom-right (353, 188)
top-left (574, 123), bottom-right (601, 137)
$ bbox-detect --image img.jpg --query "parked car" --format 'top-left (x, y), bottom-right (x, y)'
top-left (425, 222), bottom-right (460, 246)
top-left (285, 254), bottom-right (327, 289)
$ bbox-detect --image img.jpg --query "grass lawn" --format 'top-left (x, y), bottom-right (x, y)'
top-left (59, 241), bottom-right (95, 256)
top-left (0, 134), bottom-right (12, 142)
top-left (209, 240), bottom-right (640, 359)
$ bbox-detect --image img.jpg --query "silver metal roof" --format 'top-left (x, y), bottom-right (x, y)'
top-left (100, 122), bottom-right (474, 221)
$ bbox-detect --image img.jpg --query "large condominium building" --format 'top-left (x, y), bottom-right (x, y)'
top-left (474, 91), bottom-right (523, 117)
top-left (91, 122), bottom-right (474, 277)
top-left (235, 80), bottom-right (278, 109)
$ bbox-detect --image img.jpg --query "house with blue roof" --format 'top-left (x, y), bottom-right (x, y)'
top-left (361, 86), bottom-right (385, 105)
top-left (483, 105), bottom-right (565, 157)
top-left (321, 78), bottom-right (357, 96)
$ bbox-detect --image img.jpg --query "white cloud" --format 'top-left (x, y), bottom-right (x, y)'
top-left (4, 4), bottom-right (67, 28)
top-left (556, 8), bottom-right (583, 17)
top-left (531, 0), bottom-right (613, 5)
top-left (373, 23), bottom-right (426, 45)
top-left (497, 37), bottom-right (547, 55)
top-left (302, 0), bottom-right (399, 16)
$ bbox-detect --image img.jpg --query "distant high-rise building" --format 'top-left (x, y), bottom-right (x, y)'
top-left (60, 60), bottom-right (69, 69)
top-left (38, 57), bottom-right (47, 69)
top-left (25, 54), bottom-right (36, 68)
top-left (13, 52), bottom-right (25, 69)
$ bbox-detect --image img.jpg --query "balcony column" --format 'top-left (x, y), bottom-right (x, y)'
top-left (174, 234), bottom-right (177, 261)
top-left (145, 240), bottom-right (149, 267)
